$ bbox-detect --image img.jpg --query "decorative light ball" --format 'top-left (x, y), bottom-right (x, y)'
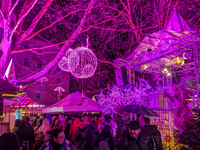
top-left (183, 51), bottom-right (192, 60)
top-left (172, 57), bottom-right (184, 67)
top-left (58, 48), bottom-right (79, 72)
top-left (70, 47), bottom-right (97, 78)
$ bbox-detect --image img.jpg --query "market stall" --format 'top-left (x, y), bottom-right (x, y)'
top-left (42, 91), bottom-right (102, 114)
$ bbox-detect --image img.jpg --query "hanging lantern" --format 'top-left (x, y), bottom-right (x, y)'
top-left (70, 47), bottom-right (98, 78)
top-left (172, 57), bottom-right (184, 67)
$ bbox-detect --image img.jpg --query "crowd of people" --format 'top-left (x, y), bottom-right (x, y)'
top-left (0, 113), bottom-right (163, 150)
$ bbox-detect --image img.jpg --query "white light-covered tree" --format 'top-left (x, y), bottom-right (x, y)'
top-left (97, 79), bottom-right (153, 115)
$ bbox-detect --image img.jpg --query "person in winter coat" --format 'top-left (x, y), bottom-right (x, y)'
top-left (16, 119), bottom-right (35, 150)
top-left (80, 117), bottom-right (96, 150)
top-left (39, 128), bottom-right (75, 150)
top-left (64, 118), bottom-right (73, 140)
top-left (37, 118), bottom-right (51, 141)
top-left (74, 122), bottom-right (86, 150)
top-left (95, 124), bottom-right (114, 150)
top-left (0, 132), bottom-right (20, 150)
top-left (25, 116), bottom-right (35, 143)
top-left (12, 119), bottom-right (21, 133)
top-left (69, 118), bottom-right (80, 143)
top-left (98, 116), bottom-right (105, 134)
top-left (141, 117), bottom-right (163, 150)
top-left (115, 121), bottom-right (149, 150)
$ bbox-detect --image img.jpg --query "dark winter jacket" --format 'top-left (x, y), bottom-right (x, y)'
top-left (64, 123), bottom-right (72, 140)
top-left (27, 122), bottom-right (35, 142)
top-left (12, 119), bottom-right (21, 133)
top-left (16, 124), bottom-right (35, 150)
top-left (95, 134), bottom-right (114, 150)
top-left (141, 125), bottom-right (163, 150)
top-left (74, 127), bottom-right (85, 149)
top-left (115, 128), bottom-right (149, 150)
top-left (80, 122), bottom-right (96, 150)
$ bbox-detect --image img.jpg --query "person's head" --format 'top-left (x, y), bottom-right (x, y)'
top-left (139, 115), bottom-right (145, 125)
top-left (0, 132), bottom-right (20, 150)
top-left (141, 117), bottom-right (150, 126)
top-left (14, 119), bottom-right (21, 127)
top-left (85, 117), bottom-right (92, 126)
top-left (101, 125), bottom-right (111, 139)
top-left (42, 118), bottom-right (50, 126)
top-left (101, 116), bottom-right (105, 123)
top-left (20, 119), bottom-right (27, 126)
top-left (128, 121), bottom-right (141, 139)
top-left (25, 116), bottom-right (31, 124)
top-left (79, 122), bottom-right (85, 129)
top-left (52, 128), bottom-right (65, 145)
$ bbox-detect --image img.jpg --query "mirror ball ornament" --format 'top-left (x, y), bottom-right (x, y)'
top-left (70, 47), bottom-right (98, 78)
top-left (58, 48), bottom-right (79, 72)
top-left (172, 57), bottom-right (184, 67)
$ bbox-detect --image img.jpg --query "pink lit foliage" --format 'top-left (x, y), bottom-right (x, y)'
top-left (0, 0), bottom-right (199, 95)
top-left (96, 79), bottom-right (153, 115)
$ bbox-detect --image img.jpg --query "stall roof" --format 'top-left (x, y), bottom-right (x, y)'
top-left (42, 91), bottom-right (102, 113)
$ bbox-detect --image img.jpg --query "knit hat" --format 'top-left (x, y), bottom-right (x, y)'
top-left (0, 132), bottom-right (20, 150)
top-left (128, 121), bottom-right (141, 130)
top-left (79, 122), bottom-right (85, 127)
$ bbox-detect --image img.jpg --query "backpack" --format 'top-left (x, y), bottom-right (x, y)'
top-left (99, 138), bottom-right (110, 150)
top-left (149, 135), bottom-right (158, 150)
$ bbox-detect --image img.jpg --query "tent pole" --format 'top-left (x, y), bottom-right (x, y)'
top-left (9, 108), bottom-right (10, 131)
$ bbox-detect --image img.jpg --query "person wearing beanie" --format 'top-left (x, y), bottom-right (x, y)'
top-left (115, 121), bottom-right (149, 150)
top-left (16, 119), bottom-right (35, 150)
top-left (74, 122), bottom-right (86, 150)
top-left (0, 132), bottom-right (20, 150)
top-left (37, 118), bottom-right (51, 141)
top-left (12, 119), bottom-right (21, 133)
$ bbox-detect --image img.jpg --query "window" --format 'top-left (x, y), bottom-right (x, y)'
top-left (57, 67), bottom-right (61, 72)
top-left (38, 49), bottom-right (43, 53)
top-left (36, 92), bottom-right (41, 100)
top-left (24, 58), bottom-right (29, 66)
top-left (56, 78), bottom-right (61, 83)
top-left (37, 61), bottom-right (42, 69)
top-left (24, 42), bottom-right (29, 49)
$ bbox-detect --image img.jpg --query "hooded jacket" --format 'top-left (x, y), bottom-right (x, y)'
top-left (37, 119), bottom-right (51, 141)
top-left (12, 119), bottom-right (21, 133)
top-left (115, 128), bottom-right (149, 150)
top-left (80, 122), bottom-right (96, 150)
top-left (69, 118), bottom-right (80, 142)
top-left (141, 125), bottom-right (163, 150)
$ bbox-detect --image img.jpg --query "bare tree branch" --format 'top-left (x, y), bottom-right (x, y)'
top-left (9, 0), bottom-right (20, 17)
top-left (16, 0), bottom-right (96, 84)
top-left (15, 0), bottom-right (54, 46)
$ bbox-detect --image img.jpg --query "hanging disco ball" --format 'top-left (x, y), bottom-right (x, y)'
top-left (172, 57), bottom-right (184, 67)
top-left (183, 51), bottom-right (192, 60)
top-left (58, 48), bottom-right (79, 72)
top-left (70, 47), bottom-right (97, 78)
